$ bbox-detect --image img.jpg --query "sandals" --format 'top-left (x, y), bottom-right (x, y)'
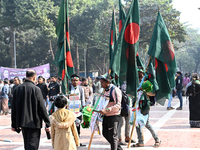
top-left (131, 143), bottom-right (144, 147)
top-left (154, 141), bottom-right (161, 148)
top-left (125, 139), bottom-right (136, 143)
top-left (119, 141), bottom-right (127, 145)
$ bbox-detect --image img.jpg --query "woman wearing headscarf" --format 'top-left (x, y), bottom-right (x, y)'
top-left (185, 73), bottom-right (200, 128)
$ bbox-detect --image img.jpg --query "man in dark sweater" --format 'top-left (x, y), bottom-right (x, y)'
top-left (48, 75), bottom-right (60, 110)
top-left (37, 76), bottom-right (48, 107)
top-left (11, 70), bottom-right (50, 150)
top-left (175, 71), bottom-right (183, 110)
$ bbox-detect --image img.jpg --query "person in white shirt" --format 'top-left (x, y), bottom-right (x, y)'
top-left (69, 74), bottom-right (85, 147)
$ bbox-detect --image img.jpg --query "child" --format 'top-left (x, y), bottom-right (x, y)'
top-left (50, 96), bottom-right (80, 150)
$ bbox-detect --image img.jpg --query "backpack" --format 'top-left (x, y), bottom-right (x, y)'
top-left (110, 85), bottom-right (130, 117)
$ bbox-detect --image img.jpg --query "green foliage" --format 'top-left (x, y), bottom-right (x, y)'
top-left (0, 0), bottom-right (187, 76)
top-left (176, 28), bottom-right (200, 73)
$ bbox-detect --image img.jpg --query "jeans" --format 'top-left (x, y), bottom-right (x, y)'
top-left (136, 117), bottom-right (159, 144)
top-left (177, 90), bottom-right (183, 108)
top-left (167, 94), bottom-right (173, 107)
top-left (118, 110), bottom-right (131, 139)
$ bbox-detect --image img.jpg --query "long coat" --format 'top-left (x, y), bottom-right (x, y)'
top-left (11, 79), bottom-right (50, 129)
top-left (50, 108), bottom-right (80, 150)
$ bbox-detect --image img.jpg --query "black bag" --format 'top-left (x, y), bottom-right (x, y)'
top-left (110, 86), bottom-right (130, 117)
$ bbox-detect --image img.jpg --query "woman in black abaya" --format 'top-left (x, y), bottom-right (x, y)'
top-left (185, 73), bottom-right (200, 128)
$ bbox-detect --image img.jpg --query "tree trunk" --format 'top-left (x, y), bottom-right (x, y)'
top-left (75, 44), bottom-right (80, 75)
top-left (89, 58), bottom-right (102, 75)
top-left (50, 40), bottom-right (58, 74)
top-left (86, 44), bottom-right (90, 77)
top-left (10, 25), bottom-right (14, 68)
top-left (102, 52), bottom-right (106, 74)
top-left (49, 40), bottom-right (55, 60)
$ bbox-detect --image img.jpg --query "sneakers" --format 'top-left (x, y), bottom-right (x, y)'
top-left (176, 107), bottom-right (182, 110)
top-left (167, 107), bottom-right (174, 110)
top-left (80, 143), bottom-right (86, 147)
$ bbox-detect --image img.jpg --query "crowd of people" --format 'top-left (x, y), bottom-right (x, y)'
top-left (0, 69), bottom-right (199, 150)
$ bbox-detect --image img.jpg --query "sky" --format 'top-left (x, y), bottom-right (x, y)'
top-left (172, 0), bottom-right (200, 30)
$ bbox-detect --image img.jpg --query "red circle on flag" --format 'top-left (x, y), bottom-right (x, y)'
top-left (119, 20), bottom-right (122, 33)
top-left (126, 47), bottom-right (129, 60)
top-left (66, 31), bottom-right (70, 48)
top-left (111, 30), bottom-right (113, 45)
top-left (66, 51), bottom-right (73, 68)
top-left (167, 41), bottom-right (175, 60)
top-left (155, 58), bottom-right (158, 70)
top-left (124, 22), bottom-right (140, 44)
top-left (164, 63), bottom-right (168, 72)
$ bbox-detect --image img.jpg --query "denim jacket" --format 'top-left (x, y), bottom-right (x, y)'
top-left (1, 84), bottom-right (9, 99)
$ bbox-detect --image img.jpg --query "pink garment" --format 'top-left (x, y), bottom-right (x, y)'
top-left (103, 85), bottom-right (121, 116)
top-left (183, 77), bottom-right (190, 86)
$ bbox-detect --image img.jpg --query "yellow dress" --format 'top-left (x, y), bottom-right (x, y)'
top-left (50, 108), bottom-right (80, 150)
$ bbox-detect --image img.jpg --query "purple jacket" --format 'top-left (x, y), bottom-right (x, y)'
top-left (183, 77), bottom-right (190, 86)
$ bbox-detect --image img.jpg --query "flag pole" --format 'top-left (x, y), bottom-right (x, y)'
top-left (88, 120), bottom-right (100, 150)
top-left (88, 130), bottom-right (95, 150)
top-left (127, 107), bottom-right (136, 148)
top-left (64, 0), bottom-right (68, 94)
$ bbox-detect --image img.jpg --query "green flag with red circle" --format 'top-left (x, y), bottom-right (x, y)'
top-left (119, 0), bottom-right (126, 33)
top-left (147, 11), bottom-right (177, 105)
top-left (53, 0), bottom-right (74, 94)
top-left (111, 0), bottom-right (140, 98)
top-left (109, 9), bottom-right (117, 63)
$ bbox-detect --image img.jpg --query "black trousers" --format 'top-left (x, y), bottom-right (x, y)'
top-left (103, 115), bottom-right (121, 150)
top-left (76, 115), bottom-right (82, 136)
top-left (21, 127), bottom-right (41, 150)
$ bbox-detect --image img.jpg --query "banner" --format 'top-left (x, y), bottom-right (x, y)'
top-left (0, 64), bottom-right (50, 80)
top-left (90, 94), bottom-right (109, 133)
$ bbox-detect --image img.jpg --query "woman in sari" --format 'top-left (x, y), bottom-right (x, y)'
top-left (185, 73), bottom-right (200, 128)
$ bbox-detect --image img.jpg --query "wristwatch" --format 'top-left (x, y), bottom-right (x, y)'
top-left (106, 108), bottom-right (110, 112)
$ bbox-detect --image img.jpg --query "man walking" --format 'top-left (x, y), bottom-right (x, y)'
top-left (69, 74), bottom-right (85, 147)
top-left (175, 71), bottom-right (183, 110)
top-left (48, 75), bottom-right (60, 110)
top-left (11, 70), bottom-right (50, 150)
top-left (37, 76), bottom-right (49, 107)
top-left (99, 73), bottom-right (122, 150)
top-left (93, 77), bottom-right (102, 94)
top-left (0, 79), bottom-right (10, 115)
top-left (81, 77), bottom-right (92, 104)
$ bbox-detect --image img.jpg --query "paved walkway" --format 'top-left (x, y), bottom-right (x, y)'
top-left (0, 97), bottom-right (200, 150)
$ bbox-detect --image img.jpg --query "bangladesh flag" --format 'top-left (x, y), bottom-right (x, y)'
top-left (147, 11), bottom-right (177, 105)
top-left (111, 0), bottom-right (140, 98)
top-left (53, 0), bottom-right (74, 94)
top-left (109, 9), bottom-right (120, 85)
top-left (136, 52), bottom-right (145, 70)
top-left (146, 57), bottom-right (159, 94)
top-left (109, 9), bottom-right (117, 63)
top-left (119, 0), bottom-right (126, 33)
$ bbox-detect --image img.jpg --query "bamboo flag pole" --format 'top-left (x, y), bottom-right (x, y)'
top-left (64, 0), bottom-right (68, 94)
top-left (88, 130), bottom-right (95, 150)
top-left (127, 56), bottom-right (152, 148)
top-left (127, 100), bottom-right (137, 148)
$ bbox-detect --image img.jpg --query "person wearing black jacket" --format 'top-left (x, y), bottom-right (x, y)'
top-left (37, 76), bottom-right (48, 107)
top-left (11, 70), bottom-right (50, 150)
top-left (175, 71), bottom-right (183, 110)
top-left (48, 75), bottom-right (60, 110)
